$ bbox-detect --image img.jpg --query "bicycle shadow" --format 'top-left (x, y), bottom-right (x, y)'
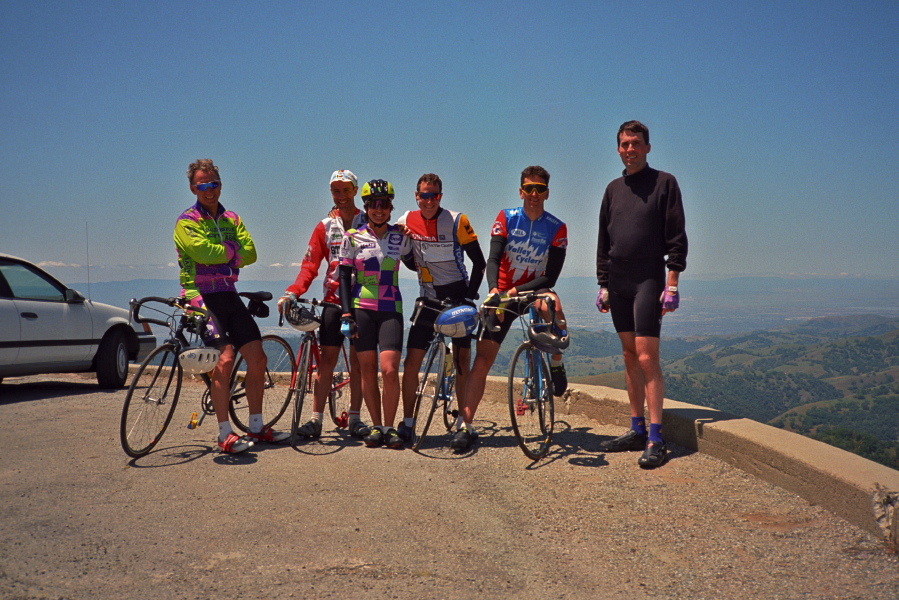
top-left (288, 426), bottom-right (373, 456)
top-left (124, 443), bottom-right (260, 468)
top-left (494, 420), bottom-right (612, 470)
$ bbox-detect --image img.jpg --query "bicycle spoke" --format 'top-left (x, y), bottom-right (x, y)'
top-left (509, 344), bottom-right (554, 460)
top-left (120, 345), bottom-right (181, 458)
top-left (411, 342), bottom-right (444, 450)
top-left (229, 335), bottom-right (295, 432)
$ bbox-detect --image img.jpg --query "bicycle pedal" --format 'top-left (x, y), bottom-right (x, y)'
top-left (515, 400), bottom-right (527, 416)
top-left (335, 411), bottom-right (349, 428)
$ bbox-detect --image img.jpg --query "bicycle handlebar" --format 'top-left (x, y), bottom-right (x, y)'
top-left (277, 296), bottom-right (336, 327)
top-left (130, 296), bottom-right (208, 328)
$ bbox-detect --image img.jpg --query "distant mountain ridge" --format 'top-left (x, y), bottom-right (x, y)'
top-left (72, 276), bottom-right (899, 338)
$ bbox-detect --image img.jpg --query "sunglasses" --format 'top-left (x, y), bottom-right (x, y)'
top-left (521, 183), bottom-right (548, 194)
top-left (194, 181), bottom-right (221, 191)
top-left (416, 192), bottom-right (442, 200)
top-left (366, 198), bottom-right (393, 210)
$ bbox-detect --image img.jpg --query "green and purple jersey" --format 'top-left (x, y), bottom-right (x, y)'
top-left (339, 224), bottom-right (412, 313)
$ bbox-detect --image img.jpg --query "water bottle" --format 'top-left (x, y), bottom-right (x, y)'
top-left (444, 350), bottom-right (453, 375)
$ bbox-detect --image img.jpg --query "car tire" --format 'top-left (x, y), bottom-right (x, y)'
top-left (97, 330), bottom-right (128, 389)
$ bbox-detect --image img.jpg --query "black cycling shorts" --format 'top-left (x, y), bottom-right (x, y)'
top-left (318, 303), bottom-right (348, 348)
top-left (407, 297), bottom-right (472, 351)
top-left (607, 261), bottom-right (665, 338)
top-left (477, 297), bottom-right (529, 346)
top-left (195, 291), bottom-right (262, 350)
top-left (353, 309), bottom-right (403, 353)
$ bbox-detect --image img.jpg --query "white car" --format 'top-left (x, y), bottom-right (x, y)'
top-left (0, 254), bottom-right (156, 388)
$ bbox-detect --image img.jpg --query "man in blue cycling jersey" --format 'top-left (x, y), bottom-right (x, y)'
top-left (459, 166), bottom-right (569, 451)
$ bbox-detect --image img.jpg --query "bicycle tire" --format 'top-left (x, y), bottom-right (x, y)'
top-left (290, 339), bottom-right (315, 445)
top-left (508, 343), bottom-right (555, 460)
top-left (328, 340), bottom-right (353, 427)
top-left (229, 334), bottom-right (295, 432)
top-left (441, 351), bottom-right (458, 431)
top-left (120, 344), bottom-right (182, 458)
top-left (411, 341), bottom-right (445, 450)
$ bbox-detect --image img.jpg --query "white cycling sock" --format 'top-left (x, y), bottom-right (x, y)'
top-left (218, 421), bottom-right (233, 441)
top-left (404, 417), bottom-right (414, 427)
top-left (248, 413), bottom-right (264, 433)
top-left (312, 412), bottom-right (323, 423)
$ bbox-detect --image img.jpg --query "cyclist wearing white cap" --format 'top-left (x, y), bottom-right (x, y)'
top-left (278, 170), bottom-right (367, 439)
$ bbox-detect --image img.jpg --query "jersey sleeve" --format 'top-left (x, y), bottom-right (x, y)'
top-left (338, 232), bottom-right (355, 267)
top-left (489, 210), bottom-right (507, 239)
top-left (551, 222), bottom-right (568, 250)
top-left (174, 217), bottom-right (231, 265)
top-left (455, 213), bottom-right (478, 245)
top-left (233, 215), bottom-right (257, 268)
top-left (286, 221), bottom-right (327, 296)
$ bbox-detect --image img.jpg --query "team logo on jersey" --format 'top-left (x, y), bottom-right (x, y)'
top-left (511, 228), bottom-right (527, 237)
top-left (388, 233), bottom-right (404, 245)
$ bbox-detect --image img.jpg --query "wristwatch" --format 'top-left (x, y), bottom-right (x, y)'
top-left (666, 286), bottom-right (678, 293)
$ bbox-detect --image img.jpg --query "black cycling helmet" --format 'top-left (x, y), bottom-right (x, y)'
top-left (360, 179), bottom-right (395, 204)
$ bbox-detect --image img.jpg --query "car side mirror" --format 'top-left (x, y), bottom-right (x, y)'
top-left (65, 289), bottom-right (86, 303)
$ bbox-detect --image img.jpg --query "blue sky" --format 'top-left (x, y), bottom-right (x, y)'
top-left (2, 0), bottom-right (897, 285)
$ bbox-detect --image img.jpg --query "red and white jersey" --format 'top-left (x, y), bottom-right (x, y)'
top-left (286, 210), bottom-right (365, 303)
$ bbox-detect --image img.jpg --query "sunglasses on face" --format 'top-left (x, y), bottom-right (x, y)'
top-left (194, 181), bottom-right (221, 191)
top-left (521, 183), bottom-right (548, 194)
top-left (416, 192), bottom-right (442, 201)
top-left (366, 199), bottom-right (393, 210)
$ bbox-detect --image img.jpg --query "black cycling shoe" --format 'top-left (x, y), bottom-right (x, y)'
top-left (638, 441), bottom-right (667, 468)
top-left (550, 363), bottom-right (568, 396)
top-left (364, 428), bottom-right (384, 447)
top-left (449, 428), bottom-right (478, 451)
top-left (599, 429), bottom-right (648, 452)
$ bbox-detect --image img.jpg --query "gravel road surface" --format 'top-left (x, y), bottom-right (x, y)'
top-left (2, 374), bottom-right (897, 599)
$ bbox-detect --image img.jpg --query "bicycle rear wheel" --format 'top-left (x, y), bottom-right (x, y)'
top-left (508, 343), bottom-right (554, 460)
top-left (411, 341), bottom-right (445, 450)
top-left (328, 340), bottom-right (353, 427)
top-left (120, 344), bottom-right (182, 458)
top-left (291, 340), bottom-right (315, 445)
top-left (229, 335), bottom-right (295, 432)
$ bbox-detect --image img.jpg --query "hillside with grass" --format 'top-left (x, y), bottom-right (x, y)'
top-left (564, 315), bottom-right (899, 469)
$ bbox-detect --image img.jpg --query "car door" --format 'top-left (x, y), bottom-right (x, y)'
top-left (0, 260), bottom-right (94, 366)
top-left (0, 294), bottom-right (20, 366)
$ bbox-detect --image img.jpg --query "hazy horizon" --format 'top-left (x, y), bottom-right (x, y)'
top-left (2, 1), bottom-right (897, 283)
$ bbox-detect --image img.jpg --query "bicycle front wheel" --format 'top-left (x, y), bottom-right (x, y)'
top-left (291, 340), bottom-right (315, 445)
top-left (230, 335), bottom-right (295, 432)
top-left (411, 341), bottom-right (445, 450)
top-left (508, 343), bottom-right (555, 460)
top-left (441, 353), bottom-right (458, 432)
top-left (328, 340), bottom-right (353, 427)
top-left (120, 344), bottom-right (182, 458)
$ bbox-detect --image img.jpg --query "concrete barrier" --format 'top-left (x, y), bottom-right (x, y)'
top-left (535, 379), bottom-right (899, 546)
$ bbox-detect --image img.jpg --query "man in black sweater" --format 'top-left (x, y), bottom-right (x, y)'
top-left (596, 121), bottom-right (688, 468)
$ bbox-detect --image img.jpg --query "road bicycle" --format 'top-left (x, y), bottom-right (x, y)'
top-left (273, 297), bottom-right (355, 445)
top-left (121, 291), bottom-right (278, 458)
top-left (409, 298), bottom-right (478, 450)
top-left (120, 295), bottom-right (220, 458)
top-left (483, 292), bottom-right (567, 460)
